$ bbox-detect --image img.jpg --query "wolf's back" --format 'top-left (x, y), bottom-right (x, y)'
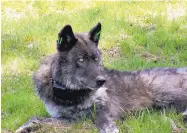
top-left (140, 67), bottom-right (187, 109)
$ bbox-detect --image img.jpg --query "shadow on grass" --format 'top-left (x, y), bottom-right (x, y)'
top-left (1, 73), bottom-right (49, 132)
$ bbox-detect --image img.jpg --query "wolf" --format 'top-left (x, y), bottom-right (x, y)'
top-left (16, 23), bottom-right (187, 133)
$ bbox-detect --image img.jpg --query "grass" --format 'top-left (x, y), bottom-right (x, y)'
top-left (1, 1), bottom-right (187, 133)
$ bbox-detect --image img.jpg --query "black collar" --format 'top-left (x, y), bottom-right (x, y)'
top-left (51, 79), bottom-right (91, 106)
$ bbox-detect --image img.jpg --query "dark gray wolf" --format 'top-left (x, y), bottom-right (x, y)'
top-left (16, 23), bottom-right (187, 133)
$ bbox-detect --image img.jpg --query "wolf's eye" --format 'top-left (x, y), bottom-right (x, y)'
top-left (94, 57), bottom-right (99, 61)
top-left (79, 58), bottom-right (84, 62)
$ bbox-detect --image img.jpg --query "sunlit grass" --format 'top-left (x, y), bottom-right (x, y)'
top-left (2, 1), bottom-right (187, 132)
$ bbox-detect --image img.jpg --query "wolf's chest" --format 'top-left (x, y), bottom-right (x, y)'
top-left (45, 99), bottom-right (93, 121)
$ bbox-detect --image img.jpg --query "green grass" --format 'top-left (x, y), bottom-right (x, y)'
top-left (2, 1), bottom-right (187, 132)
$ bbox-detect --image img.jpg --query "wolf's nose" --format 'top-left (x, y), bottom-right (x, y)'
top-left (96, 76), bottom-right (106, 87)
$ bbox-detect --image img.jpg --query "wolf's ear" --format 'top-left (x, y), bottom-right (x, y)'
top-left (89, 23), bottom-right (101, 45)
top-left (57, 25), bottom-right (78, 52)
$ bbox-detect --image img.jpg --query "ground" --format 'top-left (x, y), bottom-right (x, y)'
top-left (1, 1), bottom-right (187, 133)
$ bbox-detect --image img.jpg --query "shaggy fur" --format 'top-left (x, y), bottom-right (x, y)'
top-left (16, 23), bottom-right (187, 133)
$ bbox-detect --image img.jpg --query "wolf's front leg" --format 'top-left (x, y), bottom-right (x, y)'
top-left (16, 117), bottom-right (71, 133)
top-left (96, 104), bottom-right (119, 133)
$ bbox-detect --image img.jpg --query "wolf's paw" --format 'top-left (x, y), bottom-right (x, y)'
top-left (16, 127), bottom-right (29, 133)
top-left (182, 110), bottom-right (187, 116)
top-left (15, 117), bottom-right (42, 133)
top-left (100, 123), bottom-right (119, 133)
top-left (182, 110), bottom-right (187, 122)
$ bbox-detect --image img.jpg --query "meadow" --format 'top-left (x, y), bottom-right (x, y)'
top-left (1, 1), bottom-right (187, 133)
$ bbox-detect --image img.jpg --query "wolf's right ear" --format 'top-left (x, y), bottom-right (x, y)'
top-left (89, 23), bottom-right (101, 45)
top-left (57, 25), bottom-right (78, 52)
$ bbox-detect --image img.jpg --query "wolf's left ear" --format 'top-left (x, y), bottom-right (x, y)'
top-left (89, 23), bottom-right (101, 45)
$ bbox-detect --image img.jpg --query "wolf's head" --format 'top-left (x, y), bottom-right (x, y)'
top-left (52, 23), bottom-right (106, 90)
